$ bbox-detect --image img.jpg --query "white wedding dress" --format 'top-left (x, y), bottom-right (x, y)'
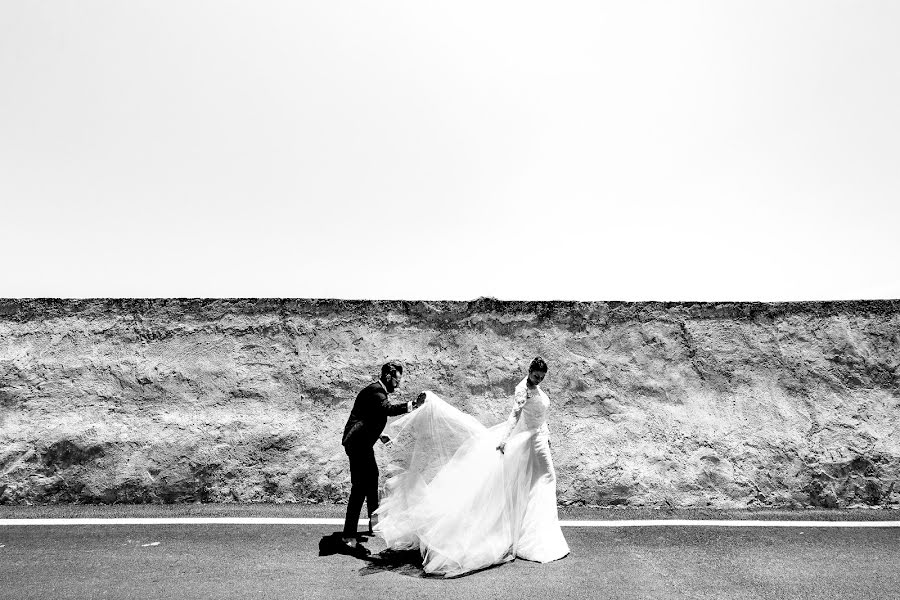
top-left (373, 379), bottom-right (570, 577)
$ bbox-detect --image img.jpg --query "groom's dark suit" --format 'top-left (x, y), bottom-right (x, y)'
top-left (342, 380), bottom-right (410, 537)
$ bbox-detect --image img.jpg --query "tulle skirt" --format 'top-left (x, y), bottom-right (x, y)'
top-left (373, 391), bottom-right (569, 577)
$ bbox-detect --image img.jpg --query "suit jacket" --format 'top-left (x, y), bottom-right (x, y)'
top-left (342, 381), bottom-right (409, 451)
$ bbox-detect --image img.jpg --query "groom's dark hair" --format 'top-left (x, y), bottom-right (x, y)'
top-left (529, 356), bottom-right (548, 373)
top-left (381, 361), bottom-right (404, 379)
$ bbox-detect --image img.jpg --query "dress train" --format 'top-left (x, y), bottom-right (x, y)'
top-left (374, 390), bottom-right (569, 577)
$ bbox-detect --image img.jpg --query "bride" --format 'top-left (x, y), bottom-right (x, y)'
top-left (372, 357), bottom-right (570, 577)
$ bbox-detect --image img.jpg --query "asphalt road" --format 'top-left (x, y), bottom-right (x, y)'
top-left (1, 508), bottom-right (899, 600)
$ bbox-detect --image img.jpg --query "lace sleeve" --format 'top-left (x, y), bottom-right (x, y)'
top-left (500, 383), bottom-right (527, 443)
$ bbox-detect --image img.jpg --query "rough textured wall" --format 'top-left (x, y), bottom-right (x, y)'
top-left (1, 298), bottom-right (898, 508)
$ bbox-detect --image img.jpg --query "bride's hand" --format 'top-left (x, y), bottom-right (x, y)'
top-left (496, 442), bottom-right (505, 454)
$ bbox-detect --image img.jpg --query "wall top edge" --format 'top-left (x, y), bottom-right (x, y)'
top-left (1, 297), bottom-right (899, 322)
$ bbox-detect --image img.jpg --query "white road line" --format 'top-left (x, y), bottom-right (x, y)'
top-left (0, 518), bottom-right (344, 526)
top-left (558, 520), bottom-right (900, 528)
top-left (0, 518), bottom-right (898, 527)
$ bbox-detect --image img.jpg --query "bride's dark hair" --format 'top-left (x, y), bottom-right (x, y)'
top-left (529, 356), bottom-right (548, 373)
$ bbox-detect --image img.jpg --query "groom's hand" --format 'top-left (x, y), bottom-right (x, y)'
top-left (413, 392), bottom-right (426, 409)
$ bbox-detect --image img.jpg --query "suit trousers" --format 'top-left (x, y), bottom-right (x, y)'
top-left (343, 444), bottom-right (379, 536)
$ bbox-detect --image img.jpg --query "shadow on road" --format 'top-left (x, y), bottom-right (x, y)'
top-left (318, 531), bottom-right (429, 577)
top-left (319, 531), bottom-right (506, 579)
top-left (318, 531), bottom-right (374, 557)
top-left (359, 548), bottom-right (428, 578)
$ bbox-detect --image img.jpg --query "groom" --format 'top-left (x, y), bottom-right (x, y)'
top-left (340, 360), bottom-right (425, 555)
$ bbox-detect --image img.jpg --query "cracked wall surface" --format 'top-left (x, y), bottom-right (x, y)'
top-left (1, 298), bottom-right (898, 507)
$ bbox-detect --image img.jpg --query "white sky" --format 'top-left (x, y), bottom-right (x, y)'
top-left (2, 1), bottom-right (899, 301)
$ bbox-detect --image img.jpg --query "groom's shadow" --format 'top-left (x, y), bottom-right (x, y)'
top-left (318, 531), bottom-right (429, 578)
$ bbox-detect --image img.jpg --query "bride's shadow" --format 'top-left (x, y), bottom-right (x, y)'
top-left (318, 532), bottom-right (429, 578)
top-left (358, 548), bottom-right (430, 578)
top-left (320, 531), bottom-right (503, 579)
top-left (360, 547), bottom-right (508, 579)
